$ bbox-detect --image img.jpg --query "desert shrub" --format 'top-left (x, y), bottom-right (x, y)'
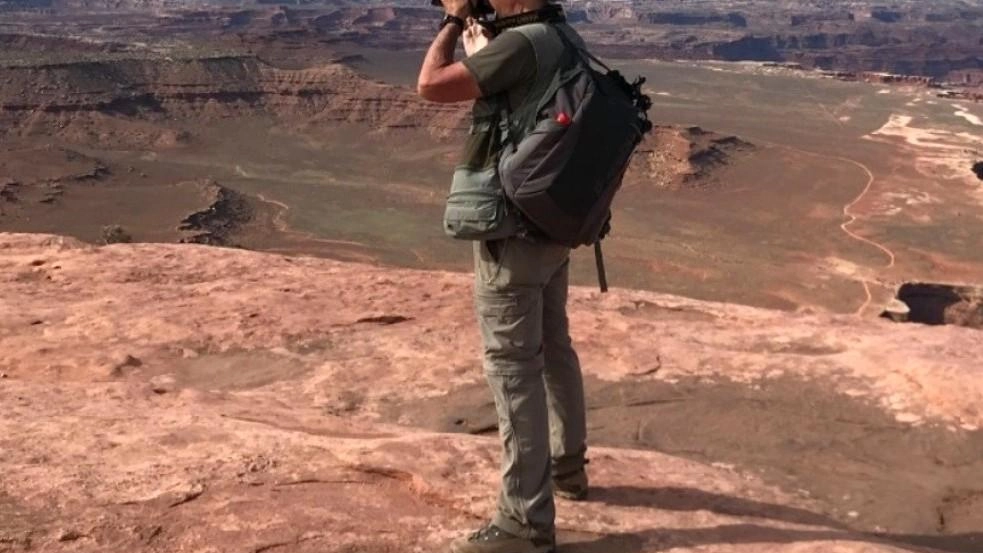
top-left (101, 224), bottom-right (132, 244)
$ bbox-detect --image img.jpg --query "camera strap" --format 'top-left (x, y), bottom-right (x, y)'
top-left (480, 4), bottom-right (566, 35)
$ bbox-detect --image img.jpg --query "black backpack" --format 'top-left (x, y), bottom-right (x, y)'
top-left (499, 25), bottom-right (652, 250)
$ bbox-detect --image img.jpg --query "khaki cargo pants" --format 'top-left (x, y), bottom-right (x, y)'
top-left (473, 237), bottom-right (588, 540)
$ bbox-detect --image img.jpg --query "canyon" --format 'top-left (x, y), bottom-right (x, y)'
top-left (2, 0), bottom-right (982, 85)
top-left (1, 2), bottom-right (982, 552)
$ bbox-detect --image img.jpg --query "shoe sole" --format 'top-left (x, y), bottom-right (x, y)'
top-left (450, 544), bottom-right (555, 553)
top-left (556, 489), bottom-right (588, 501)
top-left (449, 537), bottom-right (555, 553)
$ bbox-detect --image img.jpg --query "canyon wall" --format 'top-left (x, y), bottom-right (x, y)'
top-left (0, 55), bottom-right (467, 142)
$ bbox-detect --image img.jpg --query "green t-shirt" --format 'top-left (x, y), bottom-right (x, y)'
top-left (463, 30), bottom-right (538, 110)
top-left (459, 31), bottom-right (538, 170)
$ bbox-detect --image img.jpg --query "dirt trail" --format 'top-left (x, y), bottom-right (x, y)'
top-left (763, 139), bottom-right (898, 316)
top-left (254, 192), bottom-right (368, 248)
top-left (788, 84), bottom-right (899, 315)
top-left (833, 155), bottom-right (897, 315)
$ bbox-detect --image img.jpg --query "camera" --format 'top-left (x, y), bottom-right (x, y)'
top-left (430, 0), bottom-right (495, 17)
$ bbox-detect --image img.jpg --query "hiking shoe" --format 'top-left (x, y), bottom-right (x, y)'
top-left (553, 467), bottom-right (588, 501)
top-left (449, 523), bottom-right (554, 553)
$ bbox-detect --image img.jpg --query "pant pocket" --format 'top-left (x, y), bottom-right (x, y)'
top-left (475, 287), bottom-right (543, 375)
top-left (475, 238), bottom-right (512, 288)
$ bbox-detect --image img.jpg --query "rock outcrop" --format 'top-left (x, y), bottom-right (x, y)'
top-left (0, 146), bottom-right (108, 208)
top-left (641, 12), bottom-right (748, 29)
top-left (629, 126), bottom-right (754, 190)
top-left (178, 181), bottom-right (254, 247)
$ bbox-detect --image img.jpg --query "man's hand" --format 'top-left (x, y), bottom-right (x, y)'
top-left (441, 0), bottom-right (470, 19)
top-left (463, 17), bottom-right (492, 57)
top-left (417, 4), bottom-right (483, 103)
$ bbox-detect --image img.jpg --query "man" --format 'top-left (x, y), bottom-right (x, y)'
top-left (417, 1), bottom-right (589, 552)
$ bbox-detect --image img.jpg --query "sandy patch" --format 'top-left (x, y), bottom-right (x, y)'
top-left (817, 256), bottom-right (873, 280)
top-left (866, 113), bottom-right (983, 185)
top-left (955, 105), bottom-right (983, 126)
top-left (881, 190), bottom-right (943, 206)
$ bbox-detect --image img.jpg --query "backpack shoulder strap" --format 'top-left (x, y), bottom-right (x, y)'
top-left (552, 24), bottom-right (611, 72)
top-left (500, 23), bottom-right (567, 145)
top-left (508, 22), bottom-right (565, 78)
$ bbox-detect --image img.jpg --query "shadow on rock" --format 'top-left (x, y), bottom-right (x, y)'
top-left (880, 532), bottom-right (983, 553)
top-left (591, 486), bottom-right (844, 529)
top-left (565, 524), bottom-right (981, 553)
top-left (567, 487), bottom-right (983, 553)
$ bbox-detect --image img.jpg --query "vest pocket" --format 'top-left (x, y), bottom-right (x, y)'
top-left (443, 166), bottom-right (520, 241)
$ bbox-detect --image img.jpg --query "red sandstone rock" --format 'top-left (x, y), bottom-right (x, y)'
top-left (0, 233), bottom-right (980, 552)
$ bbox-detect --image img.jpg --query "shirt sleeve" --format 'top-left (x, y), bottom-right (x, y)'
top-left (461, 31), bottom-right (537, 99)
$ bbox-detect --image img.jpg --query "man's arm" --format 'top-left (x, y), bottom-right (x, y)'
top-left (417, 7), bottom-right (483, 103)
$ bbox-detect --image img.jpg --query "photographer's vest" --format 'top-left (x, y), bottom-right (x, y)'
top-left (443, 23), bottom-right (578, 241)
